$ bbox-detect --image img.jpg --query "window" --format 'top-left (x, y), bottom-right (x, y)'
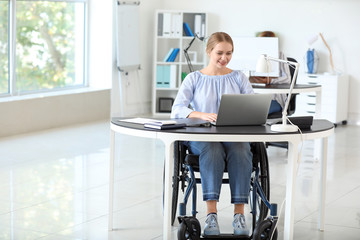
top-left (0, 0), bottom-right (9, 95)
top-left (1, 0), bottom-right (87, 96)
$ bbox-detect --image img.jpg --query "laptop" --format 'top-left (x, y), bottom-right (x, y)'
top-left (212, 94), bottom-right (272, 126)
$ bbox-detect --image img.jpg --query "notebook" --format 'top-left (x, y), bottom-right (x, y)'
top-left (211, 94), bottom-right (272, 126)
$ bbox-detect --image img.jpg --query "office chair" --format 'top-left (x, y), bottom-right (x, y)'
top-left (267, 57), bottom-right (298, 149)
top-left (170, 141), bottom-right (278, 240)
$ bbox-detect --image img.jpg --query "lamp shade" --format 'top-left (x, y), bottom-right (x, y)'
top-left (256, 54), bottom-right (271, 73)
top-left (307, 34), bottom-right (319, 45)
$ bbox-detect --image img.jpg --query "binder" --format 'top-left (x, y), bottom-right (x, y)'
top-left (194, 15), bottom-right (202, 37)
top-left (156, 65), bottom-right (164, 87)
top-left (167, 48), bottom-right (179, 62)
top-left (183, 22), bottom-right (194, 37)
top-left (171, 14), bottom-right (181, 37)
top-left (201, 16), bottom-right (206, 38)
top-left (169, 65), bottom-right (177, 88)
top-left (162, 65), bottom-right (170, 87)
top-left (163, 48), bottom-right (174, 62)
top-left (201, 23), bottom-right (205, 38)
top-left (163, 13), bottom-right (171, 37)
top-left (157, 65), bottom-right (176, 88)
top-left (157, 13), bottom-right (163, 36)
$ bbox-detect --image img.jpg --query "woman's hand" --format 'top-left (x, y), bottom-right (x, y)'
top-left (250, 76), bottom-right (271, 84)
top-left (189, 111), bottom-right (217, 122)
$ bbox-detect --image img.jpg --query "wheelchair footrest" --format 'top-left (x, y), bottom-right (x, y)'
top-left (201, 234), bottom-right (250, 239)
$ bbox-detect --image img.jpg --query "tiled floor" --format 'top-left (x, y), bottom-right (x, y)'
top-left (0, 120), bottom-right (359, 239)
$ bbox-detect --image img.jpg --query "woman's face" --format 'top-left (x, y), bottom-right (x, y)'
top-left (208, 41), bottom-right (233, 69)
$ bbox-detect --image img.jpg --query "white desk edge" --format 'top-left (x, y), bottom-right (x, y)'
top-left (253, 85), bottom-right (321, 94)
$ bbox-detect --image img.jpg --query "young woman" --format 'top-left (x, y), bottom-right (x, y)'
top-left (171, 32), bottom-right (253, 236)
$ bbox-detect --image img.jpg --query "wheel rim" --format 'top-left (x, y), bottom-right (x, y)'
top-left (178, 219), bottom-right (200, 240)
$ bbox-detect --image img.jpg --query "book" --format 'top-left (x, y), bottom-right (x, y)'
top-left (167, 48), bottom-right (179, 62)
top-left (143, 119), bottom-right (185, 129)
top-left (144, 122), bottom-right (186, 130)
top-left (163, 48), bottom-right (174, 62)
top-left (119, 118), bottom-right (177, 125)
top-left (145, 120), bottom-right (177, 126)
top-left (183, 22), bottom-right (194, 37)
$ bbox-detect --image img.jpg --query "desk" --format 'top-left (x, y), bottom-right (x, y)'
top-left (253, 84), bottom-right (323, 161)
top-left (252, 84), bottom-right (322, 118)
top-left (109, 119), bottom-right (334, 240)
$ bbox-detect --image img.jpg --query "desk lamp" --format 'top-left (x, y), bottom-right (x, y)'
top-left (184, 34), bottom-right (204, 73)
top-left (256, 54), bottom-right (300, 132)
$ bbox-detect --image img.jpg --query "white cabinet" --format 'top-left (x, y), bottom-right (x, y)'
top-left (152, 10), bottom-right (207, 115)
top-left (295, 74), bottom-right (349, 124)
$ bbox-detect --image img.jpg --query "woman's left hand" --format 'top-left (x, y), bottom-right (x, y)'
top-left (250, 76), bottom-right (267, 83)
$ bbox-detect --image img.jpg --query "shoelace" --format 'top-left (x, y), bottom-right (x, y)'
top-left (234, 214), bottom-right (246, 228)
top-left (206, 214), bottom-right (218, 228)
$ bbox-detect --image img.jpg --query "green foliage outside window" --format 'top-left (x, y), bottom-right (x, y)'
top-left (0, 1), bottom-right (85, 95)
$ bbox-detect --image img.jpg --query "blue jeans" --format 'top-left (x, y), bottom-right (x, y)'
top-left (268, 100), bottom-right (282, 114)
top-left (187, 141), bottom-right (253, 204)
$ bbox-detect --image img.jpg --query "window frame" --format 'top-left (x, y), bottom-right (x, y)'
top-left (3, 0), bottom-right (89, 98)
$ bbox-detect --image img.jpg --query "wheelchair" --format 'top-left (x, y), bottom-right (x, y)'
top-left (170, 141), bottom-right (278, 240)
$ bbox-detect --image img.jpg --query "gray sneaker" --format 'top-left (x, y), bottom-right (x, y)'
top-left (204, 213), bottom-right (220, 236)
top-left (233, 213), bottom-right (249, 236)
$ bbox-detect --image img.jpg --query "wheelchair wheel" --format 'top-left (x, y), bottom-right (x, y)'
top-left (177, 217), bottom-right (201, 240)
top-left (258, 142), bottom-right (270, 219)
top-left (162, 141), bottom-right (181, 225)
top-left (171, 142), bottom-right (181, 225)
top-left (249, 143), bottom-right (270, 228)
top-left (253, 219), bottom-right (278, 240)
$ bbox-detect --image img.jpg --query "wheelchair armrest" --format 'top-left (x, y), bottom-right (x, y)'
top-left (184, 154), bottom-right (200, 171)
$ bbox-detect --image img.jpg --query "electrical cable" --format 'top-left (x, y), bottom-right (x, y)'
top-left (268, 63), bottom-right (304, 240)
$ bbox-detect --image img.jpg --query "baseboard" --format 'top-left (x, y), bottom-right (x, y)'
top-left (0, 89), bottom-right (111, 138)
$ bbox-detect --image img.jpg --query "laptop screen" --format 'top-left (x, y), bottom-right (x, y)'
top-left (214, 94), bottom-right (272, 126)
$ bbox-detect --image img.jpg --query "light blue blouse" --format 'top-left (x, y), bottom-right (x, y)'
top-left (171, 70), bottom-right (254, 119)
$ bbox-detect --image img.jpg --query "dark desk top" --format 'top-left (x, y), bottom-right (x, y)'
top-left (111, 118), bottom-right (334, 136)
top-left (252, 84), bottom-right (321, 90)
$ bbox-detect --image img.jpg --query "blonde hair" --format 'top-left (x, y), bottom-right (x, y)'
top-left (206, 32), bottom-right (234, 54)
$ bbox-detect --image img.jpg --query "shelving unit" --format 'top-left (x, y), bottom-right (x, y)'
top-left (152, 10), bottom-right (208, 115)
top-left (295, 73), bottom-right (349, 124)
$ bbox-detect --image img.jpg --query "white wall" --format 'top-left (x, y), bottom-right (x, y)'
top-left (111, 0), bottom-right (163, 117)
top-left (88, 0), bottom-right (113, 89)
top-left (147, 0), bottom-right (359, 123)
